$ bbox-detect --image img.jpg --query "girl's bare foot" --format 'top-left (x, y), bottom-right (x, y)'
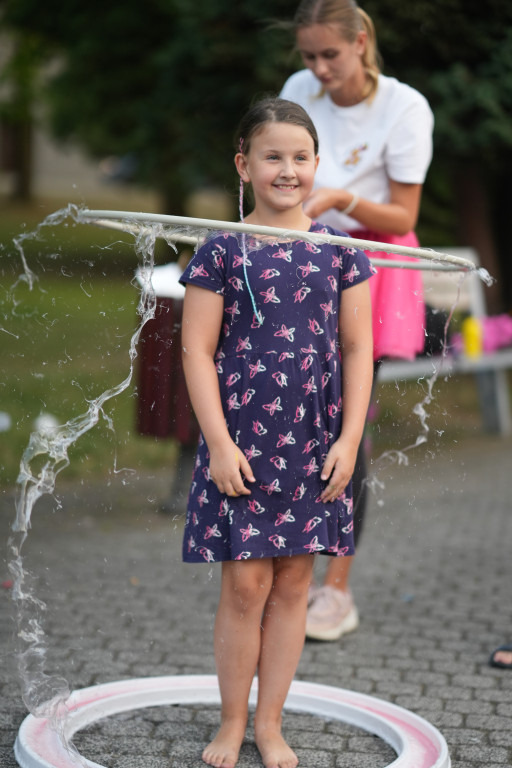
top-left (202, 719), bottom-right (246, 768)
top-left (254, 724), bottom-right (298, 768)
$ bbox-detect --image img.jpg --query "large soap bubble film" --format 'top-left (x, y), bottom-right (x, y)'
top-left (0, 205), bottom-right (487, 765)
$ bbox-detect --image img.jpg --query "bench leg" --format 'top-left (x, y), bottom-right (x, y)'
top-left (475, 370), bottom-right (512, 435)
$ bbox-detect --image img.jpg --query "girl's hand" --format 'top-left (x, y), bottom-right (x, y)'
top-left (303, 187), bottom-right (350, 219)
top-left (320, 438), bottom-right (357, 503)
top-left (209, 439), bottom-right (255, 498)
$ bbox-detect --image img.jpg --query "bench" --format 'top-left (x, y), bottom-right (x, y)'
top-left (378, 248), bottom-right (512, 435)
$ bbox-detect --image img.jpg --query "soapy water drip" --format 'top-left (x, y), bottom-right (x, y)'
top-left (6, 206), bottom-right (172, 765)
top-left (364, 279), bottom-right (462, 503)
top-left (5, 205), bottom-right (479, 760)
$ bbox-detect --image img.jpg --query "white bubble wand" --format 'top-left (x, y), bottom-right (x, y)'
top-left (77, 208), bottom-right (492, 280)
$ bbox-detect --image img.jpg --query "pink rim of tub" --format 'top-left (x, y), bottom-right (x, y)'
top-left (14, 674), bottom-right (451, 768)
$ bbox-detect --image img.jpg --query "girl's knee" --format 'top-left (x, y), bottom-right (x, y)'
top-left (221, 561), bottom-right (273, 611)
top-left (271, 556), bottom-right (314, 602)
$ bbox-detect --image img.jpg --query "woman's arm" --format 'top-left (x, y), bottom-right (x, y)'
top-left (181, 284), bottom-right (255, 496)
top-left (320, 279), bottom-right (373, 503)
top-left (303, 179), bottom-right (423, 236)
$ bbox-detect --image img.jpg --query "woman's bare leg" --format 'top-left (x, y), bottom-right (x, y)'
top-left (324, 554), bottom-right (352, 591)
top-left (203, 559), bottom-right (273, 768)
top-left (254, 555), bottom-right (314, 768)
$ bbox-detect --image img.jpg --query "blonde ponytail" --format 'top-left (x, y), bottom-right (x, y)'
top-left (357, 8), bottom-right (381, 102)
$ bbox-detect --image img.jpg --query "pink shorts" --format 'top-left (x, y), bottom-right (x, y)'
top-left (349, 229), bottom-right (425, 362)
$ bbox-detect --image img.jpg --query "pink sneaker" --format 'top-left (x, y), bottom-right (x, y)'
top-left (306, 585), bottom-right (359, 641)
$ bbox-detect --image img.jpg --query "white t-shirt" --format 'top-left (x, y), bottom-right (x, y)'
top-left (280, 71), bottom-right (434, 232)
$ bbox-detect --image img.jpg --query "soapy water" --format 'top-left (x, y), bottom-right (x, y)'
top-left (3, 205), bottom-right (488, 760)
top-left (5, 204), bottom-right (168, 763)
top-left (365, 301), bottom-right (454, 503)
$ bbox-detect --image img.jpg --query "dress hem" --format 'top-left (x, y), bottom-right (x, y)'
top-left (182, 547), bottom-right (354, 564)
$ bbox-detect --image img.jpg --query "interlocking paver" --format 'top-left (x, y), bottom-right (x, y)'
top-left (1, 432), bottom-right (511, 767)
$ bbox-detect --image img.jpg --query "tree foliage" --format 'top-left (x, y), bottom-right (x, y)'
top-left (3, 0), bottom-right (512, 301)
top-left (4, 0), bottom-right (512, 186)
top-left (2, 0), bottom-right (300, 210)
top-left (364, 0), bottom-right (512, 168)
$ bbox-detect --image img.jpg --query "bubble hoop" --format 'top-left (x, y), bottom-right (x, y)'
top-left (77, 209), bottom-right (480, 274)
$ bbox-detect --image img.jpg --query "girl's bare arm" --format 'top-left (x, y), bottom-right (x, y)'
top-left (181, 284), bottom-right (254, 496)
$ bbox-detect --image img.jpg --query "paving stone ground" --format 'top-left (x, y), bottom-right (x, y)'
top-left (1, 431), bottom-right (511, 768)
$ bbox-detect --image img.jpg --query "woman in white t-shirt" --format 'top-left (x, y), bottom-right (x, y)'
top-left (280, 0), bottom-right (434, 642)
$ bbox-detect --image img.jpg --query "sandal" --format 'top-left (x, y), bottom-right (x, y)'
top-left (489, 644), bottom-right (512, 669)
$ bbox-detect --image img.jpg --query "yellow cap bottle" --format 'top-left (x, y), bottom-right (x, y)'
top-left (461, 316), bottom-right (482, 358)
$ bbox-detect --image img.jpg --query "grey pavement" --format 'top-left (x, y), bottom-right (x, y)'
top-left (1, 431), bottom-right (511, 768)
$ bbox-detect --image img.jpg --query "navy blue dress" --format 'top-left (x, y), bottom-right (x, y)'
top-left (179, 222), bottom-right (374, 563)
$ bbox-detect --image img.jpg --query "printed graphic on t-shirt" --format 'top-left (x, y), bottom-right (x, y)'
top-left (344, 143), bottom-right (368, 167)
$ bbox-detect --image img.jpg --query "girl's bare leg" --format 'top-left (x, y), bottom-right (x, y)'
top-left (254, 555), bottom-right (314, 768)
top-left (203, 559), bottom-right (274, 768)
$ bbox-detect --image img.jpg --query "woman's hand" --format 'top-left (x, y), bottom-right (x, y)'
top-left (303, 181), bottom-right (423, 234)
top-left (303, 187), bottom-right (349, 219)
top-left (320, 437), bottom-right (358, 503)
top-left (209, 438), bottom-right (255, 497)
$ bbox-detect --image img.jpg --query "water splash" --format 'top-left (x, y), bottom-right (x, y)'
top-left (11, 205), bottom-right (82, 292)
top-left (477, 266), bottom-right (494, 287)
top-left (5, 206), bottom-right (167, 763)
top-left (364, 267), bottom-right (468, 502)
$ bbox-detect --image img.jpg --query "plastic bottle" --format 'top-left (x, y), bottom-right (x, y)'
top-left (461, 316), bottom-right (482, 358)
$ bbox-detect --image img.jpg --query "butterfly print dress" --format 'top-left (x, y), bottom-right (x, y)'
top-left (179, 222), bottom-right (374, 563)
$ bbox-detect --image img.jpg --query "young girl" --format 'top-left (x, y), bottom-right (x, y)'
top-left (180, 97), bottom-right (374, 768)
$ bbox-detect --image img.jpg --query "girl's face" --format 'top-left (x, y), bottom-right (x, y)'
top-left (236, 122), bottom-right (318, 218)
top-left (296, 23), bottom-right (366, 102)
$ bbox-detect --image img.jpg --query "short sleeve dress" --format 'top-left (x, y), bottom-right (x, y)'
top-left (179, 222), bottom-right (374, 563)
